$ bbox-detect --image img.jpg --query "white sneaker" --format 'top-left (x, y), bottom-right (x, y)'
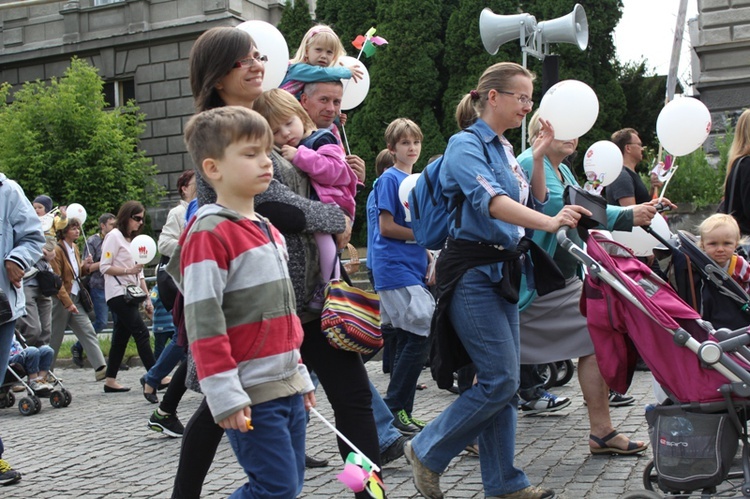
top-left (29, 380), bottom-right (52, 394)
top-left (519, 391), bottom-right (571, 415)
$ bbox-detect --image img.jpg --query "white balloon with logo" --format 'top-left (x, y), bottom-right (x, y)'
top-left (398, 173), bottom-right (421, 222)
top-left (339, 56), bottom-right (370, 111)
top-left (656, 97), bottom-right (712, 157)
top-left (611, 213), bottom-right (671, 257)
top-left (130, 235), bottom-right (157, 264)
top-left (538, 80), bottom-right (599, 141)
top-left (236, 20), bottom-right (289, 91)
top-left (67, 203), bottom-right (87, 225)
top-left (583, 141), bottom-right (623, 188)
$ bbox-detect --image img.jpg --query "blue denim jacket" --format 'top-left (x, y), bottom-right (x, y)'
top-left (0, 173), bottom-right (45, 322)
top-left (440, 119), bottom-right (541, 251)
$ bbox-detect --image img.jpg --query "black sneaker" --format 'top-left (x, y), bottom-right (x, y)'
top-left (148, 410), bottom-right (184, 437)
top-left (608, 391), bottom-right (635, 407)
top-left (393, 410), bottom-right (420, 435)
top-left (381, 435), bottom-right (409, 465)
top-left (71, 343), bottom-right (84, 368)
top-left (304, 454), bottom-right (329, 468)
top-left (0, 459), bottom-right (21, 486)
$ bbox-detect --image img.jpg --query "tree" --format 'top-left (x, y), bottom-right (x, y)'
top-left (0, 57), bottom-right (163, 232)
top-left (277, 0), bottom-right (314, 58)
top-left (617, 60), bottom-right (666, 153)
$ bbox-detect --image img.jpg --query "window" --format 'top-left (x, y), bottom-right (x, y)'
top-left (94, 0), bottom-right (125, 5)
top-left (103, 79), bottom-right (135, 109)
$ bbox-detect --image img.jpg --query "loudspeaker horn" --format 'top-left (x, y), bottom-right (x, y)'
top-left (479, 8), bottom-right (537, 55)
top-left (537, 3), bottom-right (588, 51)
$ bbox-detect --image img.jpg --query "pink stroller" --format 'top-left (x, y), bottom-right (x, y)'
top-left (558, 218), bottom-right (750, 498)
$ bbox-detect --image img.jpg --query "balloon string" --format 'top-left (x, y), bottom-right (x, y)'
top-left (341, 124), bottom-right (351, 156)
top-left (309, 407), bottom-right (380, 473)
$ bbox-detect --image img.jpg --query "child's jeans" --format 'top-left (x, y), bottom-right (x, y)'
top-left (153, 328), bottom-right (174, 360)
top-left (224, 394), bottom-right (305, 499)
top-left (10, 345), bottom-right (54, 377)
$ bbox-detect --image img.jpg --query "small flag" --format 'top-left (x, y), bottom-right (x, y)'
top-left (352, 27), bottom-right (388, 58)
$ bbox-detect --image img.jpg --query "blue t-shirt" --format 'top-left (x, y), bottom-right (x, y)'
top-left (370, 167), bottom-right (428, 291)
top-left (365, 186), bottom-right (378, 270)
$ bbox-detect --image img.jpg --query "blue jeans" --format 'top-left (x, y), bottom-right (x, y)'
top-left (153, 328), bottom-right (174, 361)
top-left (10, 345), bottom-right (54, 376)
top-left (370, 381), bottom-right (401, 453)
top-left (410, 268), bottom-right (530, 496)
top-left (144, 330), bottom-right (185, 389)
top-left (0, 320), bottom-right (16, 384)
top-left (89, 286), bottom-right (109, 333)
top-left (225, 395), bottom-right (306, 498)
top-left (383, 327), bottom-right (429, 415)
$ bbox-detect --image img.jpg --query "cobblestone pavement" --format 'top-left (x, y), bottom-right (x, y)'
top-left (0, 360), bottom-right (657, 498)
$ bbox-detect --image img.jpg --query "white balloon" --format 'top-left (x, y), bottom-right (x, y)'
top-left (236, 20), bottom-right (289, 91)
top-left (583, 141), bottom-right (623, 188)
top-left (339, 56), bottom-right (370, 110)
top-left (67, 203), bottom-right (87, 225)
top-left (130, 235), bottom-right (157, 264)
top-left (656, 97), bottom-right (712, 157)
top-left (538, 80), bottom-right (599, 141)
top-left (611, 214), bottom-right (671, 257)
top-left (398, 174), bottom-right (421, 222)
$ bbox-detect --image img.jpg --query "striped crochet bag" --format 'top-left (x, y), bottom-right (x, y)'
top-left (321, 279), bottom-right (382, 355)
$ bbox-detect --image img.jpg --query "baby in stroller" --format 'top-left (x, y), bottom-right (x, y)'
top-left (8, 335), bottom-right (54, 394)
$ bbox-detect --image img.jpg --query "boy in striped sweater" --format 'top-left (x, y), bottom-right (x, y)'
top-left (175, 106), bottom-right (315, 498)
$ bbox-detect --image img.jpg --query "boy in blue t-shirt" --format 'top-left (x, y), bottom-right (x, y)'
top-left (371, 118), bottom-right (435, 434)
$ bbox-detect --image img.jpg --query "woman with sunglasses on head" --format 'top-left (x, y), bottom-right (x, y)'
top-left (171, 27), bottom-right (377, 499)
top-left (99, 200), bottom-right (156, 392)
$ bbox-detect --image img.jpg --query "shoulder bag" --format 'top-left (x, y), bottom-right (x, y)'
top-left (35, 268), bottom-right (63, 297)
top-left (320, 264), bottom-right (382, 355)
top-left (114, 275), bottom-right (147, 304)
top-left (58, 242), bottom-right (94, 313)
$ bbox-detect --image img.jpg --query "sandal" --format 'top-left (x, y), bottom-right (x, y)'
top-left (589, 430), bottom-right (648, 455)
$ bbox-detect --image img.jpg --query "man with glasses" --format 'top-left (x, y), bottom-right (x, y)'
top-left (607, 128), bottom-right (660, 206)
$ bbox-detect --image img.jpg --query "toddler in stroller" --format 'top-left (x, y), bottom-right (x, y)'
top-left (0, 333), bottom-right (72, 415)
top-left (558, 220), bottom-right (750, 498)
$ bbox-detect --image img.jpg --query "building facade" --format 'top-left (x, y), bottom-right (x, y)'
top-left (691, 0), bottom-right (750, 141)
top-left (0, 0), bottom-right (284, 226)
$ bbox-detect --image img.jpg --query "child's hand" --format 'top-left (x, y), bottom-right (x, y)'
top-left (304, 391), bottom-right (316, 410)
top-left (58, 206), bottom-right (67, 217)
top-left (218, 406), bottom-right (252, 433)
top-left (339, 113), bottom-right (348, 127)
top-left (347, 64), bottom-right (364, 82)
top-left (281, 145), bottom-right (298, 162)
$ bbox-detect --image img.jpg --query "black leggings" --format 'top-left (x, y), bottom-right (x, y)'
top-left (106, 296), bottom-right (155, 378)
top-left (301, 318), bottom-right (381, 497)
top-left (160, 360), bottom-right (188, 415)
top-left (172, 319), bottom-right (381, 498)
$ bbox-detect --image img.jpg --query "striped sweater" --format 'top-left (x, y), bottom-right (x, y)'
top-left (729, 253), bottom-right (750, 293)
top-left (170, 204), bottom-right (314, 423)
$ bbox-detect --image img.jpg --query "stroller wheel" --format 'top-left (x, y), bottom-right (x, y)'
top-left (0, 391), bottom-right (12, 409)
top-left (536, 363), bottom-right (559, 390)
top-left (6, 392), bottom-right (15, 407)
top-left (621, 491), bottom-right (662, 499)
top-left (61, 388), bottom-right (72, 407)
top-left (553, 360), bottom-right (575, 387)
top-left (18, 397), bottom-right (35, 416)
top-left (31, 395), bottom-right (41, 414)
top-left (49, 391), bottom-right (65, 408)
top-left (642, 459), bottom-right (658, 491)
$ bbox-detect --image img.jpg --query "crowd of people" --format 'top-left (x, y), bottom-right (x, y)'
top-left (1, 22), bottom-right (750, 499)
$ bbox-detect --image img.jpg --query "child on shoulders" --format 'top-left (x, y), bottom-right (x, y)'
top-left (254, 88), bottom-right (358, 310)
top-left (280, 25), bottom-right (363, 100)
top-left (177, 106), bottom-right (315, 498)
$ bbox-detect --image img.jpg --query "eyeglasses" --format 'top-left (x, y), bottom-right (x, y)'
top-left (131, 215), bottom-right (144, 223)
top-left (233, 55), bottom-right (268, 69)
top-left (497, 90), bottom-right (533, 107)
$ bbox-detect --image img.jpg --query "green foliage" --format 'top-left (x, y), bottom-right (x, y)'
top-left (0, 58), bottom-right (163, 232)
top-left (617, 61), bottom-right (666, 151)
top-left (277, 0), bottom-right (314, 56)
top-left (646, 149), bottom-right (723, 209)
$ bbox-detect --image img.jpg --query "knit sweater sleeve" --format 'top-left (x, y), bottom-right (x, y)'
top-left (282, 63), bottom-right (352, 84)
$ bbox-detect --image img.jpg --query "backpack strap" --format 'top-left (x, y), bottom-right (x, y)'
top-left (451, 128), bottom-right (493, 229)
